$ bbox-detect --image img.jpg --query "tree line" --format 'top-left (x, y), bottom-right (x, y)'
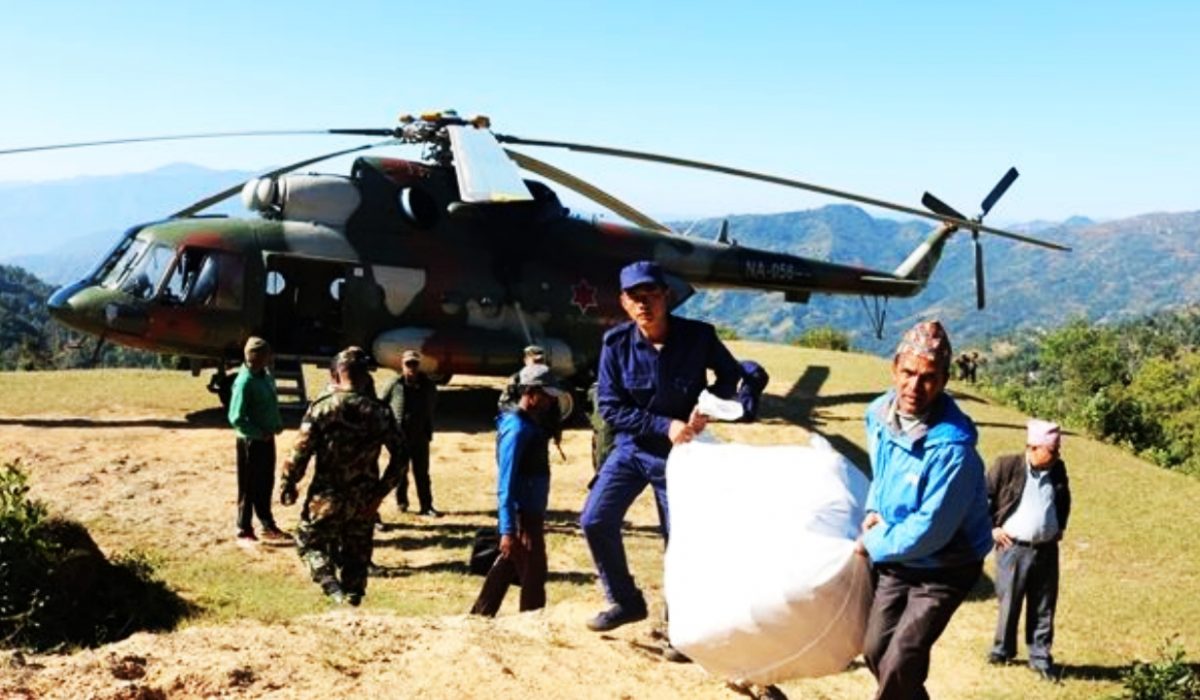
top-left (979, 307), bottom-right (1200, 478)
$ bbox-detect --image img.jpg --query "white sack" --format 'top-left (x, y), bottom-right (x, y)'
top-left (664, 435), bottom-right (872, 685)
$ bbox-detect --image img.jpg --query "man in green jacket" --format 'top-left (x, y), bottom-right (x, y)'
top-left (228, 336), bottom-right (288, 544)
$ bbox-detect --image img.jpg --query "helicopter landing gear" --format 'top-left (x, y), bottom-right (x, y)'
top-left (207, 370), bottom-right (235, 408)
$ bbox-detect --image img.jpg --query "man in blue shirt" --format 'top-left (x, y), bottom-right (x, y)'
top-left (856, 320), bottom-right (993, 700)
top-left (581, 260), bottom-right (741, 636)
top-left (470, 363), bottom-right (563, 616)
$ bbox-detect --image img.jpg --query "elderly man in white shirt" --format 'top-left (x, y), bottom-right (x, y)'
top-left (985, 419), bottom-right (1072, 681)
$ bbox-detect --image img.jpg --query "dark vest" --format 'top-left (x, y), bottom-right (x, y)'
top-left (986, 453), bottom-right (1072, 536)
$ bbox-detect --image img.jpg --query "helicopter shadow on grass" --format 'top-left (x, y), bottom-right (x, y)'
top-left (756, 365), bottom-right (873, 475)
top-left (0, 415), bottom-right (218, 430)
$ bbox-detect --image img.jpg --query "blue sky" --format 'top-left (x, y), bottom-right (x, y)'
top-left (0, 1), bottom-right (1196, 222)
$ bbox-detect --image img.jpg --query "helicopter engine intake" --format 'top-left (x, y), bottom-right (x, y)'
top-left (242, 174), bottom-right (362, 227)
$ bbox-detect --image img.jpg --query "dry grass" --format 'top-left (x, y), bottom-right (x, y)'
top-left (0, 340), bottom-right (1197, 699)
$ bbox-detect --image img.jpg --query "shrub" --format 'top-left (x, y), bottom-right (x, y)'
top-left (0, 461), bottom-right (194, 650)
top-left (1118, 637), bottom-right (1200, 700)
top-left (792, 326), bottom-right (852, 352)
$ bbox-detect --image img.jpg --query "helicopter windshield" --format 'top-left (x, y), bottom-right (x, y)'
top-left (100, 239), bottom-right (175, 300)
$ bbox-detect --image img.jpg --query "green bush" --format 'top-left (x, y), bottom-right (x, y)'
top-left (1118, 638), bottom-right (1200, 700)
top-left (792, 326), bottom-right (852, 352)
top-left (0, 461), bottom-right (194, 650)
top-left (0, 461), bottom-right (53, 645)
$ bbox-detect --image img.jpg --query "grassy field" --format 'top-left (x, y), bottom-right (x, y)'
top-left (1, 340), bottom-right (1198, 699)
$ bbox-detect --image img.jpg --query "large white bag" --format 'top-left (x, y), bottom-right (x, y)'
top-left (664, 436), bottom-right (872, 685)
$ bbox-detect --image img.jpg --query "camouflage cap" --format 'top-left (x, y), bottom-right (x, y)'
top-left (244, 336), bottom-right (270, 361)
top-left (401, 349), bottom-right (421, 363)
top-left (895, 320), bottom-right (952, 371)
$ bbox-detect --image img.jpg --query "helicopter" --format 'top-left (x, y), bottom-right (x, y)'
top-left (9, 109), bottom-right (1068, 408)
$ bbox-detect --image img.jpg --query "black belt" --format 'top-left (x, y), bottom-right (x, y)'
top-left (1012, 538), bottom-right (1056, 549)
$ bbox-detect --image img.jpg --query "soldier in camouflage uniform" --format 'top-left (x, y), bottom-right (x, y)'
top-left (279, 347), bottom-right (404, 605)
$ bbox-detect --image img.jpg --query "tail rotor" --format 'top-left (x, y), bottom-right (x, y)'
top-left (922, 168), bottom-right (1019, 310)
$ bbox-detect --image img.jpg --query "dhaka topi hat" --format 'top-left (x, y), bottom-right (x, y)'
top-left (895, 320), bottom-right (953, 372)
top-left (1027, 419), bottom-right (1062, 449)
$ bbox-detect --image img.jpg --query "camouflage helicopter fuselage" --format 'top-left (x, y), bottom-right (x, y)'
top-left (48, 155), bottom-right (950, 387)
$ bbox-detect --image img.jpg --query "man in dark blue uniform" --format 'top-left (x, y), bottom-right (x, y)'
top-left (581, 260), bottom-right (742, 635)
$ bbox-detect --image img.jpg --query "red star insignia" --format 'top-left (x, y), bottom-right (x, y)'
top-left (571, 278), bottom-right (597, 315)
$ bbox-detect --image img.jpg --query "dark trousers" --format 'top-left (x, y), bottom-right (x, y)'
top-left (864, 561), bottom-right (982, 700)
top-left (394, 441), bottom-right (433, 510)
top-left (580, 445), bottom-right (669, 607)
top-left (991, 541), bottom-right (1059, 668)
top-left (470, 512), bottom-right (547, 616)
top-left (236, 437), bottom-right (277, 533)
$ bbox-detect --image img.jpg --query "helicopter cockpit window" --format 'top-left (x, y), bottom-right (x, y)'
top-left (161, 248), bottom-right (245, 310)
top-left (107, 241), bottom-right (174, 300)
top-left (99, 238), bottom-right (150, 291)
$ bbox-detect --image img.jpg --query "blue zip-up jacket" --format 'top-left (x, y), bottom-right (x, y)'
top-left (597, 316), bottom-right (741, 458)
top-left (863, 390), bottom-right (993, 568)
top-left (495, 409), bottom-right (551, 536)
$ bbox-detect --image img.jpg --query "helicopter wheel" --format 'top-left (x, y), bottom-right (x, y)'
top-left (207, 371), bottom-right (235, 408)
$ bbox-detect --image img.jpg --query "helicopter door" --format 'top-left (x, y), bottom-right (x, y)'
top-left (262, 255), bottom-right (349, 357)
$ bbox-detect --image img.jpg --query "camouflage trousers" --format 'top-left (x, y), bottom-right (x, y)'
top-left (296, 508), bottom-right (375, 596)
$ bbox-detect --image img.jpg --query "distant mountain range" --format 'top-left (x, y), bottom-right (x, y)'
top-left (1, 164), bottom-right (1197, 355)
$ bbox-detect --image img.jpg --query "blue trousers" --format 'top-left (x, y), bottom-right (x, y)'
top-left (580, 443), bottom-right (669, 606)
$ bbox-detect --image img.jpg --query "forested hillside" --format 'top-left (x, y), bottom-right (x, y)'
top-left (979, 306), bottom-right (1200, 477)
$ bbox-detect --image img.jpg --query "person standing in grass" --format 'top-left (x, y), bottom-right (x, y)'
top-left (227, 336), bottom-right (288, 544)
top-left (856, 320), bottom-right (993, 700)
top-left (380, 349), bottom-right (439, 517)
top-left (986, 419), bottom-right (1071, 682)
top-left (470, 363), bottom-right (564, 616)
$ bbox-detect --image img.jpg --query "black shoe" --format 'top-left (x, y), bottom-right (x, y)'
top-left (1029, 664), bottom-right (1058, 682)
top-left (397, 502), bottom-right (409, 513)
top-left (662, 641), bottom-right (692, 664)
top-left (417, 508), bottom-right (442, 518)
top-left (345, 592), bottom-right (363, 607)
top-left (987, 653), bottom-right (1010, 666)
top-left (587, 602), bottom-right (648, 632)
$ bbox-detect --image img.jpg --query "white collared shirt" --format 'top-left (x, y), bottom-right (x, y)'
top-left (1002, 458), bottom-right (1059, 543)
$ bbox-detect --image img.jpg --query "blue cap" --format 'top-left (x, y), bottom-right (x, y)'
top-left (619, 260), bottom-right (666, 291)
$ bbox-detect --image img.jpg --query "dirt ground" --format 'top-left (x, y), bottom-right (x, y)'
top-left (0, 360), bottom-right (865, 700)
top-left (0, 344), bottom-right (1171, 699)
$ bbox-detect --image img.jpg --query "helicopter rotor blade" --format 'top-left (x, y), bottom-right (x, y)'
top-left (446, 126), bottom-right (533, 203)
top-left (504, 149), bottom-right (671, 232)
top-left (980, 167), bottom-right (1019, 217)
top-left (169, 139), bottom-right (397, 218)
top-left (496, 135), bottom-right (1070, 251)
top-left (921, 191), bottom-right (966, 221)
top-left (0, 129), bottom-right (400, 157)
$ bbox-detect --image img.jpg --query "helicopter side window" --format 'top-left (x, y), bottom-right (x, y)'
top-left (160, 248), bottom-right (245, 310)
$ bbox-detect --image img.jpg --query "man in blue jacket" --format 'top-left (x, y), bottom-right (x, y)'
top-left (470, 363), bottom-right (563, 616)
top-left (856, 320), bottom-right (993, 700)
top-left (581, 260), bottom-right (742, 636)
